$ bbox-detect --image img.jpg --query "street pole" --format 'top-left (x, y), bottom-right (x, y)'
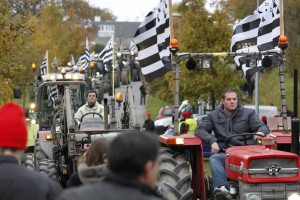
top-left (255, 0), bottom-right (260, 116)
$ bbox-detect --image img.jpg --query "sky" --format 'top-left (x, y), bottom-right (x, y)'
top-left (88, 0), bottom-right (183, 22)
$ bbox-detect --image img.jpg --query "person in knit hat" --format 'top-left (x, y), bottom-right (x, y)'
top-left (0, 102), bottom-right (62, 200)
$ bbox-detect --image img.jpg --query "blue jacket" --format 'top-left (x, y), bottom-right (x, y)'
top-left (195, 104), bottom-right (269, 150)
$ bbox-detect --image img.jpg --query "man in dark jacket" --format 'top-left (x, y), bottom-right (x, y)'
top-left (195, 88), bottom-right (269, 200)
top-left (0, 102), bottom-right (62, 200)
top-left (141, 112), bottom-right (155, 132)
top-left (56, 130), bottom-right (164, 200)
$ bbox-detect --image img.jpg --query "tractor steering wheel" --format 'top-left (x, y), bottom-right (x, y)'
top-left (224, 133), bottom-right (264, 147)
top-left (80, 112), bottom-right (103, 122)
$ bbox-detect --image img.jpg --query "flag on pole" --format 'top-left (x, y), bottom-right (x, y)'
top-left (70, 54), bottom-right (76, 66)
top-left (134, 0), bottom-right (171, 82)
top-left (51, 56), bottom-right (57, 70)
top-left (80, 37), bottom-right (90, 70)
top-left (230, 0), bottom-right (280, 81)
top-left (99, 38), bottom-right (113, 65)
top-left (129, 40), bottom-right (138, 54)
top-left (40, 52), bottom-right (48, 75)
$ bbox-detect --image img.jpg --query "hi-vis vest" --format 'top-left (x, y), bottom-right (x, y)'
top-left (178, 121), bottom-right (187, 133)
top-left (185, 118), bottom-right (198, 135)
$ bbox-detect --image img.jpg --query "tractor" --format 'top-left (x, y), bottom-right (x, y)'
top-left (19, 69), bottom-right (139, 187)
top-left (157, 39), bottom-right (300, 199)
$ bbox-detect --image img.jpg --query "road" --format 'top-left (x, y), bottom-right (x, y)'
top-left (104, 80), bottom-right (146, 129)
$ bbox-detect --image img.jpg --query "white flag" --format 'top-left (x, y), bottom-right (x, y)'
top-left (99, 38), bottom-right (113, 65)
top-left (230, 0), bottom-right (280, 81)
top-left (134, 0), bottom-right (171, 82)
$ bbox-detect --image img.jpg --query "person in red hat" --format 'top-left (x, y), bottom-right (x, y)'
top-left (0, 102), bottom-right (62, 200)
top-left (141, 111), bottom-right (154, 132)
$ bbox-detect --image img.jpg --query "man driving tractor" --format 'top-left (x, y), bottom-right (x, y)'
top-left (195, 87), bottom-right (269, 200)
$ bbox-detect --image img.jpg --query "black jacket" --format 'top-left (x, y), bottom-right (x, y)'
top-left (56, 171), bottom-right (164, 200)
top-left (0, 155), bottom-right (62, 200)
top-left (143, 119), bottom-right (155, 132)
top-left (195, 104), bottom-right (269, 150)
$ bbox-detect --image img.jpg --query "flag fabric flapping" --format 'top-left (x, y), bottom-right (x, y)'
top-left (134, 0), bottom-right (171, 82)
top-left (51, 57), bottom-right (57, 70)
top-left (80, 37), bottom-right (90, 70)
top-left (99, 38), bottom-right (113, 65)
top-left (70, 54), bottom-right (76, 66)
top-left (40, 53), bottom-right (47, 75)
top-left (230, 0), bottom-right (280, 81)
top-left (129, 40), bottom-right (138, 54)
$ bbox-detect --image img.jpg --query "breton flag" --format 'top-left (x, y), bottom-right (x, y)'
top-left (134, 0), bottom-right (171, 82)
top-left (49, 85), bottom-right (58, 108)
top-left (99, 38), bottom-right (113, 65)
top-left (51, 56), bottom-right (57, 70)
top-left (80, 37), bottom-right (90, 70)
top-left (230, 0), bottom-right (280, 81)
top-left (129, 40), bottom-right (138, 54)
top-left (40, 52), bottom-right (48, 75)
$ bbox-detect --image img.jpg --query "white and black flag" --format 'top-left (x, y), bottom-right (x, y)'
top-left (230, 0), bottom-right (280, 81)
top-left (40, 53), bottom-right (47, 75)
top-left (99, 38), bottom-right (113, 65)
top-left (80, 37), bottom-right (90, 70)
top-left (134, 0), bottom-right (171, 82)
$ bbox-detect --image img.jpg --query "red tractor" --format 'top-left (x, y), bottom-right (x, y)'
top-left (158, 132), bottom-right (300, 200)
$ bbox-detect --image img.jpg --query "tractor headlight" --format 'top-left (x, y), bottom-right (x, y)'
top-left (288, 193), bottom-right (300, 200)
top-left (246, 193), bottom-right (261, 200)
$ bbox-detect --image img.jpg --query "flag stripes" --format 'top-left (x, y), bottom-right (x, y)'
top-left (230, 0), bottom-right (280, 80)
top-left (99, 38), bottom-right (113, 65)
top-left (40, 54), bottom-right (47, 75)
top-left (134, 0), bottom-right (171, 82)
top-left (80, 37), bottom-right (90, 70)
top-left (51, 57), bottom-right (57, 70)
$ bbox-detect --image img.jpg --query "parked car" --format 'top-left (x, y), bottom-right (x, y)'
top-left (243, 105), bottom-right (280, 118)
top-left (155, 106), bottom-right (174, 120)
top-left (154, 116), bottom-right (173, 135)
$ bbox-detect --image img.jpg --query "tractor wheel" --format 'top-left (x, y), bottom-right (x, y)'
top-left (38, 159), bottom-right (59, 181)
top-left (157, 147), bottom-right (193, 200)
top-left (21, 153), bottom-right (35, 170)
top-left (121, 70), bottom-right (129, 85)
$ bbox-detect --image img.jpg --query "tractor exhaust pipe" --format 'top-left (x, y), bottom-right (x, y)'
top-left (291, 68), bottom-right (299, 155)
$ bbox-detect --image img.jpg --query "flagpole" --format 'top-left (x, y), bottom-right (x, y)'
top-left (254, 0), bottom-right (260, 116)
top-left (112, 36), bottom-right (115, 97)
top-left (279, 0), bottom-right (284, 35)
top-left (169, 0), bottom-right (174, 39)
top-left (46, 50), bottom-right (49, 74)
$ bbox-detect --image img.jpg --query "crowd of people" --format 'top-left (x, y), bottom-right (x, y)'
top-left (0, 87), bottom-right (271, 200)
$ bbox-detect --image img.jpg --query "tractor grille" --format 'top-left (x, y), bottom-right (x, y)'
top-left (240, 182), bottom-right (300, 200)
top-left (249, 158), bottom-right (298, 178)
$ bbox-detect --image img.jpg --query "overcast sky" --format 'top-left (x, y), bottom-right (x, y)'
top-left (88, 0), bottom-right (183, 22)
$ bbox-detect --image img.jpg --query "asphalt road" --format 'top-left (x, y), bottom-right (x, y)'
top-left (104, 80), bottom-right (146, 129)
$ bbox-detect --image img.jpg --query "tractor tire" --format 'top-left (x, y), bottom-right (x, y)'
top-left (38, 159), bottom-right (59, 181)
top-left (35, 141), bottom-right (47, 161)
top-left (121, 70), bottom-right (129, 85)
top-left (157, 147), bottom-right (193, 200)
top-left (21, 153), bottom-right (35, 170)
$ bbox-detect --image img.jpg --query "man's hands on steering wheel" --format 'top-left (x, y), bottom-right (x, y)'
top-left (224, 132), bottom-right (265, 147)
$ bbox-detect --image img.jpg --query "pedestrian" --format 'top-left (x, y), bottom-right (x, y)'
top-left (56, 130), bottom-right (164, 200)
top-left (141, 111), bottom-right (155, 132)
top-left (74, 90), bottom-right (104, 126)
top-left (178, 112), bottom-right (188, 134)
top-left (179, 112), bottom-right (197, 135)
top-left (77, 138), bottom-right (108, 185)
top-left (195, 88), bottom-right (269, 200)
top-left (0, 102), bottom-right (62, 200)
top-left (139, 80), bottom-right (147, 105)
